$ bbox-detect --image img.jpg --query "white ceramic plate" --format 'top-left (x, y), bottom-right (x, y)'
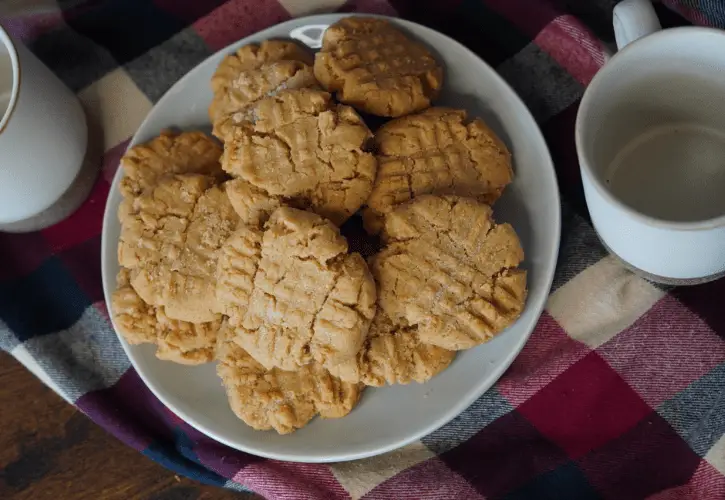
top-left (101, 14), bottom-right (561, 463)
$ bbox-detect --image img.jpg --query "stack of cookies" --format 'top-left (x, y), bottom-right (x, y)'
top-left (112, 17), bottom-right (527, 435)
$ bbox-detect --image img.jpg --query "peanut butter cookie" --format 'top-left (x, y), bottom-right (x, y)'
top-left (210, 40), bottom-right (315, 139)
top-left (119, 130), bottom-right (224, 199)
top-left (221, 89), bottom-right (377, 226)
top-left (363, 108), bottom-right (513, 234)
top-left (112, 269), bottom-right (222, 364)
top-left (224, 178), bottom-right (282, 228)
top-left (210, 41), bottom-right (313, 98)
top-left (215, 224), bottom-right (263, 321)
top-left (210, 60), bottom-right (318, 140)
top-left (216, 322), bottom-right (362, 434)
top-left (118, 174), bottom-right (240, 323)
top-left (219, 207), bottom-right (376, 371)
top-left (328, 310), bottom-right (456, 386)
top-left (370, 195), bottom-right (527, 350)
top-left (314, 17), bottom-right (443, 117)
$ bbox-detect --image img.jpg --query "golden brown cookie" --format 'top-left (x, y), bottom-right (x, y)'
top-left (112, 269), bottom-right (222, 364)
top-left (224, 178), bottom-right (282, 228)
top-left (216, 322), bottom-right (362, 434)
top-left (314, 17), bottom-right (443, 117)
top-left (118, 174), bottom-right (213, 268)
top-left (363, 108), bottom-right (513, 234)
top-left (215, 224), bottom-right (263, 321)
top-left (118, 174), bottom-right (240, 323)
top-left (112, 268), bottom-right (157, 345)
top-left (370, 195), bottom-right (527, 350)
top-left (210, 60), bottom-right (318, 140)
top-left (221, 89), bottom-right (377, 226)
top-left (328, 310), bottom-right (456, 386)
top-left (210, 40), bottom-right (314, 139)
top-left (210, 40), bottom-right (313, 97)
top-left (119, 130), bottom-right (224, 199)
top-left (219, 207), bottom-right (376, 371)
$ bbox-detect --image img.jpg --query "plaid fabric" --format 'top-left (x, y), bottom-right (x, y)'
top-left (2, 0), bottom-right (725, 498)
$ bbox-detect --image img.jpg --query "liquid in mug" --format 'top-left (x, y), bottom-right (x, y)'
top-left (605, 123), bottom-right (725, 223)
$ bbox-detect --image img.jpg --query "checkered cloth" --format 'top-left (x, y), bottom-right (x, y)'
top-left (1, 0), bottom-right (724, 498)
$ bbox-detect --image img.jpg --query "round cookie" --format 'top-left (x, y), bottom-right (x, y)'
top-left (210, 60), bottom-right (318, 140)
top-left (210, 40), bottom-right (313, 97)
top-left (118, 174), bottom-right (241, 323)
top-left (370, 195), bottom-right (527, 350)
top-left (221, 89), bottom-right (377, 226)
top-left (119, 130), bottom-right (224, 199)
top-left (314, 17), bottom-right (443, 117)
top-left (216, 322), bottom-right (362, 434)
top-left (363, 108), bottom-right (513, 234)
top-left (112, 269), bottom-right (222, 364)
top-left (328, 310), bottom-right (456, 386)
top-left (218, 206), bottom-right (376, 372)
top-left (118, 174), bottom-right (214, 268)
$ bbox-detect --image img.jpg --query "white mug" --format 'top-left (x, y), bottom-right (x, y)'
top-left (576, 0), bottom-right (725, 284)
top-left (0, 24), bottom-right (93, 232)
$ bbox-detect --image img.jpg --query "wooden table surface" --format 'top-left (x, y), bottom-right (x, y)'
top-left (0, 352), bottom-right (263, 500)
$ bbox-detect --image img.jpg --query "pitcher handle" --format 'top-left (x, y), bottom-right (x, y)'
top-left (613, 0), bottom-right (662, 50)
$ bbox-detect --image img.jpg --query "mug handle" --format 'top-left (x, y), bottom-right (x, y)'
top-left (613, 0), bottom-right (662, 50)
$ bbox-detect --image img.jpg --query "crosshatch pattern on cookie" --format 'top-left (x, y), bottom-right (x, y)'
top-left (364, 108), bottom-right (513, 232)
top-left (314, 16), bottom-right (443, 117)
top-left (223, 207), bottom-right (376, 373)
top-left (221, 89), bottom-right (377, 226)
top-left (2, 1), bottom-right (724, 498)
top-left (371, 195), bottom-right (526, 350)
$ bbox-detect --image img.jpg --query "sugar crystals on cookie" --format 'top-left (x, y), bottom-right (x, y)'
top-left (121, 175), bottom-right (241, 323)
top-left (209, 40), bottom-right (317, 140)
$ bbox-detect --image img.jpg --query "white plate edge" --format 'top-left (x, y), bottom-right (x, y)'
top-left (99, 12), bottom-right (563, 463)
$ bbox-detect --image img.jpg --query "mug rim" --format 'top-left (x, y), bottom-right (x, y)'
top-left (576, 25), bottom-right (725, 231)
top-left (0, 23), bottom-right (20, 135)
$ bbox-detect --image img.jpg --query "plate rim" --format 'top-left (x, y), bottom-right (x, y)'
top-left (101, 12), bottom-right (562, 463)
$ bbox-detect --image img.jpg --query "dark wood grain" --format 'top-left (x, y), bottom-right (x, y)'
top-left (0, 352), bottom-right (263, 500)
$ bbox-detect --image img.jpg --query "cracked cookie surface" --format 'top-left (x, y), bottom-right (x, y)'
top-left (112, 269), bottom-right (222, 364)
top-left (314, 17), bottom-right (443, 117)
top-left (370, 195), bottom-right (526, 350)
top-left (118, 174), bottom-right (240, 323)
top-left (210, 60), bottom-right (318, 141)
top-left (216, 321), bottom-right (362, 434)
top-left (221, 89), bottom-right (377, 226)
top-left (328, 310), bottom-right (456, 386)
top-left (211, 40), bottom-right (313, 97)
top-left (119, 130), bottom-right (224, 199)
top-left (364, 108), bottom-right (513, 234)
top-left (220, 207), bottom-right (376, 371)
